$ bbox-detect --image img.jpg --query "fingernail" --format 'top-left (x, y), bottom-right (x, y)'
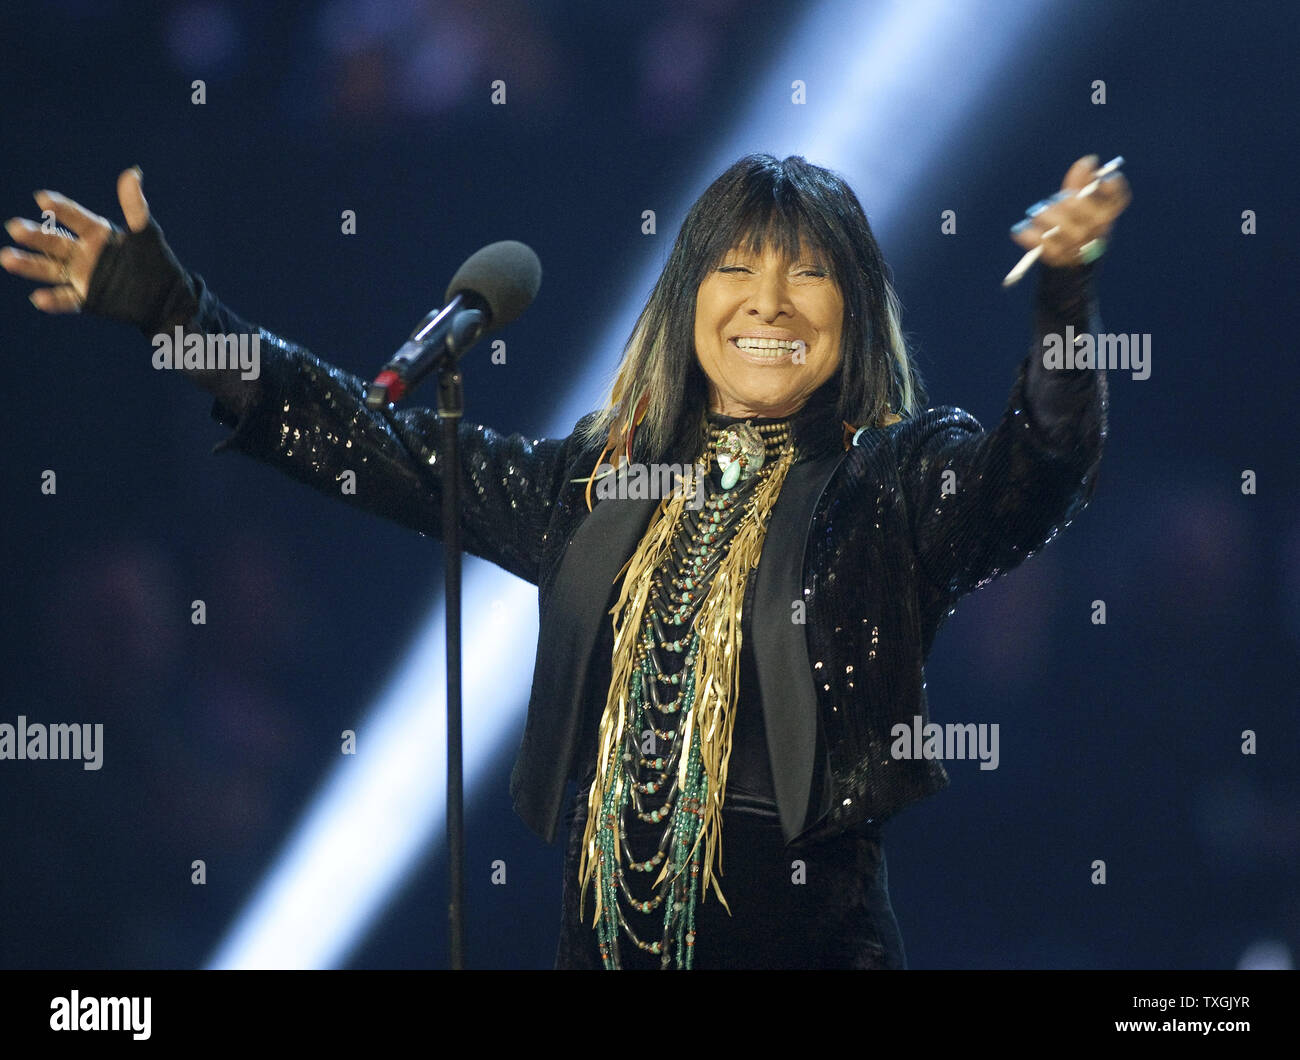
top-left (1084, 154), bottom-right (1100, 169)
top-left (1025, 199), bottom-right (1050, 217)
top-left (1010, 219), bottom-right (1032, 234)
top-left (28, 291), bottom-right (40, 306)
top-left (132, 165), bottom-right (143, 179)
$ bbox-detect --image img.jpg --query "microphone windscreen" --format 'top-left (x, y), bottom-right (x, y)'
top-left (444, 240), bottom-right (542, 328)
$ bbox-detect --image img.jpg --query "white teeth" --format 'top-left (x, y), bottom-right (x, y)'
top-left (734, 338), bottom-right (803, 355)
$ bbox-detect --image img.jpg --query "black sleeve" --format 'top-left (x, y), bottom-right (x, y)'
top-left (898, 262), bottom-right (1109, 602)
top-left (201, 316), bottom-right (581, 586)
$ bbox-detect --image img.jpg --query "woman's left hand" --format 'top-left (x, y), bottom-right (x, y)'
top-left (1011, 154), bottom-right (1131, 267)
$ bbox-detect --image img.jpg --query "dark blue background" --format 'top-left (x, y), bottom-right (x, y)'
top-left (1, 0), bottom-right (1296, 969)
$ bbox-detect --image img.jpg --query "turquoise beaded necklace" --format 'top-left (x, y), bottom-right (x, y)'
top-left (592, 418), bottom-right (794, 969)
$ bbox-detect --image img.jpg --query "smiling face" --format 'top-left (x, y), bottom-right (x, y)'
top-left (693, 239), bottom-right (844, 418)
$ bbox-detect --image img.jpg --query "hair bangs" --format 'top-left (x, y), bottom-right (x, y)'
top-left (695, 191), bottom-right (831, 282)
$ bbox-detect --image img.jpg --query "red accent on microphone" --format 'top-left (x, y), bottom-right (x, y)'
top-left (373, 369), bottom-right (407, 403)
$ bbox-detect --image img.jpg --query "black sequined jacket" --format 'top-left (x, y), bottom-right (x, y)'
top-left (169, 259), bottom-right (1106, 849)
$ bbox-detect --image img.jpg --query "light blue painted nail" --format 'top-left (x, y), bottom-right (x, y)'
top-left (1026, 199), bottom-right (1050, 217)
top-left (1010, 219), bottom-right (1032, 234)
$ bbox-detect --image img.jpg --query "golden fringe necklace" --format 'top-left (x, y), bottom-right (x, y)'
top-left (577, 417), bottom-right (795, 968)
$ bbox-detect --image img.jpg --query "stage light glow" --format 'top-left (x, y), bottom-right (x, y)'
top-left (209, 0), bottom-right (1077, 969)
top-left (204, 575), bottom-right (539, 969)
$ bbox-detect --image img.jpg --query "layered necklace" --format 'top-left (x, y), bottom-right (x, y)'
top-left (578, 416), bottom-right (796, 969)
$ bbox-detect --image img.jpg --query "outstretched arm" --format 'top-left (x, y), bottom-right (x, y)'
top-left (900, 154), bottom-right (1130, 602)
top-left (2, 169), bottom-right (579, 586)
top-left (901, 263), bottom-right (1107, 602)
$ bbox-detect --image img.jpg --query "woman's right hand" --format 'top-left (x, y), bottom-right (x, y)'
top-left (2, 166), bottom-right (150, 314)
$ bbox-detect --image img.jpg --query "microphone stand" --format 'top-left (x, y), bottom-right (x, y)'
top-left (369, 306), bottom-right (485, 970)
top-left (436, 349), bottom-right (466, 971)
top-left (432, 306), bottom-right (485, 970)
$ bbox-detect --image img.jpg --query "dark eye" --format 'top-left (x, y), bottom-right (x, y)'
top-left (717, 265), bottom-right (750, 273)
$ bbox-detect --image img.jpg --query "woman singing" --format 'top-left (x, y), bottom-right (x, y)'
top-left (2, 152), bottom-right (1130, 969)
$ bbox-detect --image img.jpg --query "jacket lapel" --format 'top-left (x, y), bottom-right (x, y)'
top-left (513, 493), bottom-right (659, 842)
top-left (750, 448), bottom-right (848, 842)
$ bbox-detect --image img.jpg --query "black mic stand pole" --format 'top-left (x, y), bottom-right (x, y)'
top-left (371, 307), bottom-right (483, 969)
top-left (434, 305), bottom-right (486, 971)
top-left (435, 349), bottom-right (466, 971)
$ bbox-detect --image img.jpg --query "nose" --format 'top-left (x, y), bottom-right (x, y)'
top-left (747, 268), bottom-right (793, 321)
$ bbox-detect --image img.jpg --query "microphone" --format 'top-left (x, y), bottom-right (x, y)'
top-left (365, 240), bottom-right (541, 409)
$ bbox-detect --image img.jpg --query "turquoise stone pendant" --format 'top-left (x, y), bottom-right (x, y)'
top-left (715, 422), bottom-right (764, 489)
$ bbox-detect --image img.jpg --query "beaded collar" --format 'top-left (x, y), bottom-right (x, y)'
top-left (703, 379), bottom-right (844, 464)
